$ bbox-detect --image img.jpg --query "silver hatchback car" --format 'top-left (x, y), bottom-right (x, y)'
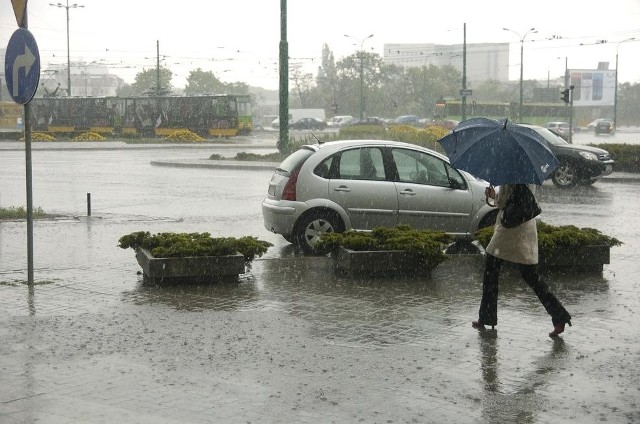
top-left (262, 140), bottom-right (498, 253)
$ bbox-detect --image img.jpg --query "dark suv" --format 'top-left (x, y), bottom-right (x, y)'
top-left (595, 120), bottom-right (615, 135)
top-left (522, 125), bottom-right (614, 188)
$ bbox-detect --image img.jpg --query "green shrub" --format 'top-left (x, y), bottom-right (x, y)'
top-left (589, 143), bottom-right (640, 173)
top-left (0, 206), bottom-right (51, 220)
top-left (317, 225), bottom-right (454, 268)
top-left (118, 231), bottom-right (272, 263)
top-left (474, 221), bottom-right (622, 253)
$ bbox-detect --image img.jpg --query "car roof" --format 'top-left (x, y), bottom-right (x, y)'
top-left (304, 139), bottom-right (451, 162)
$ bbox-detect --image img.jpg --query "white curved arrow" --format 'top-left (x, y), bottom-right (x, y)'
top-left (11, 44), bottom-right (36, 96)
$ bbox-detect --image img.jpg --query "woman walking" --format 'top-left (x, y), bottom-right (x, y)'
top-left (472, 184), bottom-right (572, 337)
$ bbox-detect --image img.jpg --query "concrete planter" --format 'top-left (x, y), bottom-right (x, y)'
top-left (332, 246), bottom-right (435, 276)
top-left (540, 245), bottom-right (610, 272)
top-left (135, 248), bottom-right (245, 284)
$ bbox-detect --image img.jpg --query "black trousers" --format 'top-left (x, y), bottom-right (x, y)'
top-left (478, 254), bottom-right (572, 327)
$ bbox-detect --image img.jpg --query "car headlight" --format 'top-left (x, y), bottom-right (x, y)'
top-left (579, 151), bottom-right (599, 161)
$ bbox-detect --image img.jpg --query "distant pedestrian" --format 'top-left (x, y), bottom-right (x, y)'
top-left (472, 184), bottom-right (572, 337)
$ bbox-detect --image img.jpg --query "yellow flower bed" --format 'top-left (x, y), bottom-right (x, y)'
top-left (165, 129), bottom-right (204, 142)
top-left (20, 132), bottom-right (56, 142)
top-left (73, 132), bottom-right (107, 141)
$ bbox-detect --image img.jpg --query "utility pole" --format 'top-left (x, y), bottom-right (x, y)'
top-left (344, 34), bottom-right (374, 121)
top-left (49, 1), bottom-right (84, 96)
top-left (278, 0), bottom-right (289, 154)
top-left (568, 85), bottom-right (574, 143)
top-left (461, 23), bottom-right (467, 121)
top-left (156, 40), bottom-right (160, 96)
top-left (503, 27), bottom-right (537, 122)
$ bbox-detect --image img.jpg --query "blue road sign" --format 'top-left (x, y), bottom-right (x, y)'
top-left (4, 28), bottom-right (41, 105)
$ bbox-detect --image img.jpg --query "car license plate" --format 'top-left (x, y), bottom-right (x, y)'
top-left (268, 184), bottom-right (276, 196)
top-left (605, 164), bottom-right (613, 173)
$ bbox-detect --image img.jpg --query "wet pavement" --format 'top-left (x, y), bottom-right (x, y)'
top-left (1, 141), bottom-right (640, 423)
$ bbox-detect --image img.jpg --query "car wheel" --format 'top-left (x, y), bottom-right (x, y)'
top-left (552, 162), bottom-right (577, 188)
top-left (296, 210), bottom-right (343, 254)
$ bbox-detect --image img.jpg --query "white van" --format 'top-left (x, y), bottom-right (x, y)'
top-left (328, 115), bottom-right (353, 127)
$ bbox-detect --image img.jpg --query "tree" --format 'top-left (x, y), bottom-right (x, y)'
top-left (316, 44), bottom-right (339, 114)
top-left (290, 63), bottom-right (314, 108)
top-left (618, 82), bottom-right (640, 126)
top-left (118, 66), bottom-right (173, 97)
top-left (472, 79), bottom-right (516, 103)
top-left (184, 68), bottom-right (226, 95)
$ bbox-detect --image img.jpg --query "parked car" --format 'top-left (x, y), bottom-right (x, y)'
top-left (594, 120), bottom-right (615, 135)
top-left (544, 121), bottom-right (573, 138)
top-left (327, 115), bottom-right (354, 127)
top-left (393, 115), bottom-right (421, 126)
top-left (587, 118), bottom-right (611, 130)
top-left (262, 139), bottom-right (497, 253)
top-left (521, 125), bottom-right (614, 188)
top-left (290, 117), bottom-right (327, 130)
top-left (345, 117), bottom-right (386, 126)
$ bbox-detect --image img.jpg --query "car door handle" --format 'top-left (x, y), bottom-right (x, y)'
top-left (399, 189), bottom-right (416, 196)
top-left (334, 186), bottom-right (351, 192)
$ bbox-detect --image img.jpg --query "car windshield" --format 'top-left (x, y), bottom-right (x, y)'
top-left (533, 127), bottom-right (569, 146)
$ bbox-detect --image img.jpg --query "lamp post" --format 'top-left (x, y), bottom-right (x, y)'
top-left (503, 27), bottom-right (537, 122)
top-left (614, 37), bottom-right (635, 130)
top-left (50, 1), bottom-right (84, 97)
top-left (344, 34), bottom-right (374, 120)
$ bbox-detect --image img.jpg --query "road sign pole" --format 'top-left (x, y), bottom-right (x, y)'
top-left (24, 101), bottom-right (34, 287)
top-left (6, 4), bottom-right (37, 287)
top-left (23, 11), bottom-right (34, 288)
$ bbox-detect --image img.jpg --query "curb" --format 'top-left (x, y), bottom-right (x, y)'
top-left (150, 159), bottom-right (278, 170)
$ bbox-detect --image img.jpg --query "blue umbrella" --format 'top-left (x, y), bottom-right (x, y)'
top-left (438, 117), bottom-right (559, 186)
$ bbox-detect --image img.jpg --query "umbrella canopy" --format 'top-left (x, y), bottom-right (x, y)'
top-left (438, 117), bottom-right (560, 186)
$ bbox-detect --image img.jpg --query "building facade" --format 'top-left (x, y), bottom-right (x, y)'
top-left (383, 43), bottom-right (509, 83)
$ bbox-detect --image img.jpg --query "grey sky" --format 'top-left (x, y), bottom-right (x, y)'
top-left (2, 0), bottom-right (640, 89)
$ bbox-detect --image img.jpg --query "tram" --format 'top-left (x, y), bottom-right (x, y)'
top-left (29, 94), bottom-right (252, 137)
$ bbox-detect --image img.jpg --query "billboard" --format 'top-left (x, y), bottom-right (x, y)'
top-left (568, 69), bottom-right (616, 106)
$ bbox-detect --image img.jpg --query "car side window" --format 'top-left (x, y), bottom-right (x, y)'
top-left (314, 157), bottom-right (334, 179)
top-left (337, 147), bottom-right (386, 181)
top-left (391, 148), bottom-right (452, 187)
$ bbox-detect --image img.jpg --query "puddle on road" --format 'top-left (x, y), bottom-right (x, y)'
top-left (121, 273), bottom-right (262, 311)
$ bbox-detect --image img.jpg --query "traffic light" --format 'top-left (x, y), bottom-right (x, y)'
top-left (561, 89), bottom-right (570, 104)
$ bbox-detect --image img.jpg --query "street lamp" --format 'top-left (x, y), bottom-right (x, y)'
top-left (50, 1), bottom-right (84, 97)
top-left (344, 34), bottom-right (374, 120)
top-left (614, 37), bottom-right (635, 130)
top-left (503, 27), bottom-right (537, 122)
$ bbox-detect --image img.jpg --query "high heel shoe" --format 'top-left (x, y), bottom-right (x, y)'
top-left (549, 320), bottom-right (571, 337)
top-left (472, 320), bottom-right (495, 330)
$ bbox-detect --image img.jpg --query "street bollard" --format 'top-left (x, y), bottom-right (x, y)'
top-left (87, 193), bottom-right (91, 216)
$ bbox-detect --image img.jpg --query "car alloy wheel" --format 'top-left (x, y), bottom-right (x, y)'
top-left (552, 162), bottom-right (577, 188)
top-left (296, 211), bottom-right (342, 254)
